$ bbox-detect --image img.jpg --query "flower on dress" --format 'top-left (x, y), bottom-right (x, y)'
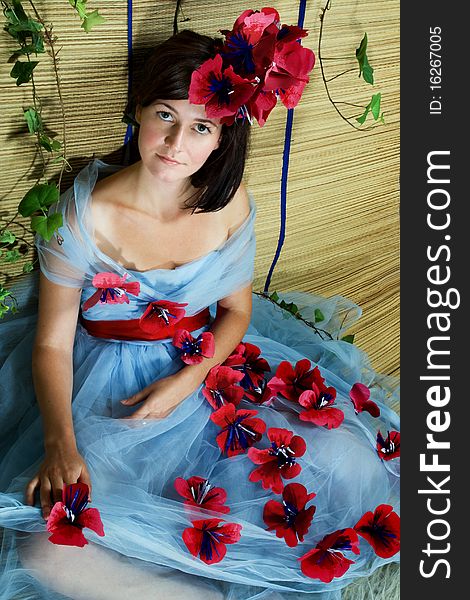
top-left (223, 342), bottom-right (271, 391)
top-left (47, 483), bottom-right (104, 547)
top-left (188, 54), bottom-right (256, 122)
top-left (243, 377), bottom-right (276, 405)
top-left (210, 402), bottom-right (266, 457)
top-left (267, 359), bottom-right (320, 402)
top-left (354, 504), bottom-right (400, 558)
top-left (174, 476), bottom-right (230, 514)
top-left (202, 365), bottom-right (245, 409)
top-left (139, 300), bottom-right (188, 334)
top-left (172, 329), bottom-right (215, 365)
top-left (298, 378), bottom-right (344, 429)
top-left (298, 528), bottom-right (360, 582)
top-left (248, 427), bottom-right (306, 493)
top-left (263, 483), bottom-right (316, 547)
top-left (82, 272), bottom-right (140, 312)
top-left (182, 518), bottom-right (242, 564)
top-left (376, 430), bottom-right (400, 461)
top-left (349, 383), bottom-right (380, 417)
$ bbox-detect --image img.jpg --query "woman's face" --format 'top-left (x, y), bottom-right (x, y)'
top-left (135, 98), bottom-right (222, 183)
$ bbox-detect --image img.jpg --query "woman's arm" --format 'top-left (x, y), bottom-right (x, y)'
top-left (25, 272), bottom-right (91, 519)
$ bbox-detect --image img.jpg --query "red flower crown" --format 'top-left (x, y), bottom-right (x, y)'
top-left (188, 7), bottom-right (315, 127)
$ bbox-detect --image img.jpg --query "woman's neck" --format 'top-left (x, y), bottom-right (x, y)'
top-left (125, 160), bottom-right (194, 222)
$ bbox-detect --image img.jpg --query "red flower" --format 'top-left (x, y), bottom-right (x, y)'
top-left (202, 365), bottom-right (244, 409)
top-left (189, 54), bottom-right (255, 122)
top-left (223, 342), bottom-right (270, 390)
top-left (264, 40), bottom-right (315, 103)
top-left (47, 483), bottom-right (104, 547)
top-left (263, 483), bottom-right (316, 547)
top-left (222, 9), bottom-right (278, 78)
top-left (210, 403), bottom-right (266, 457)
top-left (298, 385), bottom-right (343, 429)
top-left (174, 476), bottom-right (230, 514)
top-left (243, 377), bottom-right (276, 405)
top-left (299, 528), bottom-right (360, 582)
top-left (82, 272), bottom-right (140, 312)
top-left (248, 427), bottom-right (306, 493)
top-left (139, 300), bottom-right (187, 334)
top-left (276, 24), bottom-right (309, 46)
top-left (172, 329), bottom-right (215, 365)
top-left (349, 383), bottom-right (380, 417)
top-left (268, 359), bottom-right (319, 402)
top-left (246, 88), bottom-right (278, 126)
top-left (376, 430), bottom-right (400, 461)
top-left (354, 504), bottom-right (400, 558)
top-left (182, 518), bottom-right (242, 564)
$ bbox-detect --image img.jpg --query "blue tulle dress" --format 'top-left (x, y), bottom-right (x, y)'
top-left (0, 160), bottom-right (400, 600)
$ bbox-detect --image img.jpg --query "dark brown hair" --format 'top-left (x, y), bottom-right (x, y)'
top-left (130, 30), bottom-right (251, 214)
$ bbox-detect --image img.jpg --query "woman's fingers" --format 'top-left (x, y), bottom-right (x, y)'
top-left (120, 388), bottom-right (150, 406)
top-left (77, 468), bottom-right (92, 502)
top-left (39, 478), bottom-right (53, 521)
top-left (51, 474), bottom-right (65, 504)
top-left (24, 475), bottom-right (39, 506)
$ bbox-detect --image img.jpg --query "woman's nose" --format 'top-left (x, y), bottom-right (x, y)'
top-left (165, 125), bottom-right (184, 152)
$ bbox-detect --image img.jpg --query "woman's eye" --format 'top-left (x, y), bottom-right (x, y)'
top-left (195, 123), bottom-right (210, 134)
top-left (157, 111), bottom-right (173, 121)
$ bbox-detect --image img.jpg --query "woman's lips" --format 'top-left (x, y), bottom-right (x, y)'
top-left (157, 154), bottom-right (181, 166)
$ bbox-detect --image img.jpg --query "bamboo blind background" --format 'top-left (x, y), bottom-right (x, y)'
top-left (0, 0), bottom-right (399, 379)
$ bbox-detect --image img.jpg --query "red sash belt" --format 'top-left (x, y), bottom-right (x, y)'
top-left (79, 307), bottom-right (211, 341)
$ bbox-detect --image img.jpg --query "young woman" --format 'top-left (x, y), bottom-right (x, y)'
top-left (0, 15), bottom-right (400, 600)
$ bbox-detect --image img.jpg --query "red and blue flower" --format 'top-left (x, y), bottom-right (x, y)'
top-left (349, 382), bottom-right (380, 417)
top-left (174, 476), bottom-right (230, 514)
top-left (263, 483), bottom-right (316, 547)
top-left (354, 504), bottom-right (400, 558)
top-left (139, 299), bottom-right (187, 334)
top-left (47, 483), bottom-right (104, 547)
top-left (173, 329), bottom-right (215, 365)
top-left (299, 528), bottom-right (360, 582)
top-left (210, 402), bottom-right (266, 457)
top-left (182, 518), bottom-right (242, 564)
top-left (82, 272), bottom-right (140, 312)
top-left (248, 427), bottom-right (306, 493)
top-left (376, 430), bottom-right (400, 461)
top-left (203, 364), bottom-right (245, 409)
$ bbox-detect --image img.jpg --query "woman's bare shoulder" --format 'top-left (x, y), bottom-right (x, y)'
top-left (226, 182), bottom-right (251, 236)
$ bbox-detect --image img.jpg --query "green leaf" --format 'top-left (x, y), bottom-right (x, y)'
top-left (68, 0), bottom-right (88, 20)
top-left (31, 212), bottom-right (63, 241)
top-left (356, 93), bottom-right (383, 125)
top-left (0, 303), bottom-right (10, 318)
top-left (19, 183), bottom-right (59, 216)
top-left (0, 230), bottom-right (16, 244)
top-left (314, 308), bottom-right (325, 323)
top-left (3, 249), bottom-right (21, 263)
top-left (24, 107), bottom-right (42, 134)
top-left (0, 284), bottom-right (11, 301)
top-left (10, 59), bottom-right (39, 85)
top-left (370, 93), bottom-right (382, 120)
top-left (270, 291), bottom-right (280, 302)
top-left (341, 334), bottom-right (355, 344)
top-left (39, 134), bottom-right (62, 152)
top-left (23, 261), bottom-right (34, 273)
top-left (355, 33), bottom-right (374, 85)
top-left (82, 10), bottom-right (106, 33)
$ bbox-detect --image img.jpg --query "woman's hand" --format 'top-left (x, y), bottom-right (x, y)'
top-left (25, 444), bottom-right (92, 521)
top-left (120, 372), bottom-right (198, 420)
